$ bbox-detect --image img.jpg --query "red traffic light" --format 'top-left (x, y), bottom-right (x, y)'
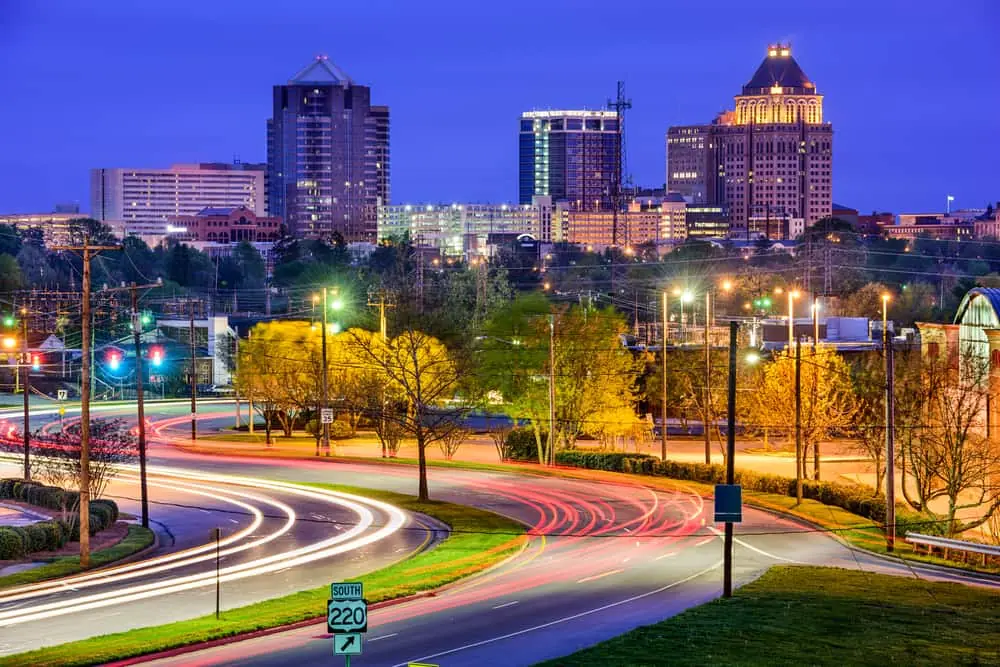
top-left (31, 354), bottom-right (40, 371)
top-left (149, 346), bottom-right (164, 367)
top-left (108, 351), bottom-right (121, 371)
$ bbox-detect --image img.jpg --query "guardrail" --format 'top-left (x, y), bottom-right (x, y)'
top-left (905, 532), bottom-right (1000, 567)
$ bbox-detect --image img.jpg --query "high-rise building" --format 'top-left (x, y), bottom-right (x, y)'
top-left (519, 110), bottom-right (620, 210)
top-left (666, 44), bottom-right (833, 238)
top-left (90, 163), bottom-right (267, 239)
top-left (267, 56), bottom-right (389, 242)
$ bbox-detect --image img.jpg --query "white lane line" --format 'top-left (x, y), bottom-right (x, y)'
top-left (393, 561), bottom-right (723, 667)
top-left (368, 633), bottom-right (398, 643)
top-left (694, 537), bottom-right (714, 547)
top-left (655, 551), bottom-right (678, 561)
top-left (492, 601), bottom-right (519, 610)
top-left (707, 526), bottom-right (806, 564)
top-left (576, 568), bottom-right (624, 584)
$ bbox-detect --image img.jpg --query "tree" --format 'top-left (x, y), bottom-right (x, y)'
top-left (347, 327), bottom-right (467, 500)
top-left (31, 419), bottom-right (137, 520)
top-left (850, 353), bottom-right (887, 495)
top-left (747, 344), bottom-right (856, 480)
top-left (235, 323), bottom-right (294, 444)
top-left (477, 295), bottom-right (642, 464)
top-left (839, 282), bottom-right (892, 319)
top-left (0, 254), bottom-right (24, 292)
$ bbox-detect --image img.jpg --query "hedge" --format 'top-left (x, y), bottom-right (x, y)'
top-left (503, 428), bottom-right (546, 462)
top-left (554, 450), bottom-right (942, 533)
top-left (0, 478), bottom-right (121, 557)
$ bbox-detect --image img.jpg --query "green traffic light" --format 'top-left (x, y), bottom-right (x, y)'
top-left (141, 313), bottom-right (152, 325)
top-left (330, 298), bottom-right (344, 311)
top-left (3, 316), bottom-right (14, 327)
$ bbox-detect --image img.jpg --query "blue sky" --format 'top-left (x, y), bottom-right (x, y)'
top-left (1, 0), bottom-right (997, 215)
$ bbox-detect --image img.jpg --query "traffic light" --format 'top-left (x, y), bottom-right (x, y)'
top-left (108, 351), bottom-right (121, 371)
top-left (31, 354), bottom-right (40, 371)
top-left (2, 315), bottom-right (14, 328)
top-left (149, 346), bottom-right (164, 367)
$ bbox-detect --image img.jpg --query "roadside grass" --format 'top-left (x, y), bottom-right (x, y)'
top-left (0, 524), bottom-right (155, 589)
top-left (538, 565), bottom-right (1000, 666)
top-left (0, 483), bottom-right (527, 667)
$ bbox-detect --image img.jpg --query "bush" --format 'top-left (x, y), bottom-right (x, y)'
top-left (554, 450), bottom-right (896, 526)
top-left (504, 429), bottom-right (543, 462)
top-left (0, 527), bottom-right (26, 560)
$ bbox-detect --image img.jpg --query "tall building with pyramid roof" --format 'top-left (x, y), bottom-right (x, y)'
top-left (666, 44), bottom-right (832, 239)
top-left (267, 55), bottom-right (389, 241)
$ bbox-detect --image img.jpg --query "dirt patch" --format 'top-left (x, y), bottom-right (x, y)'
top-left (0, 521), bottom-right (130, 566)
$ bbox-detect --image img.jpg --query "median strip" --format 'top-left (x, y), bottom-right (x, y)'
top-left (0, 482), bottom-right (527, 667)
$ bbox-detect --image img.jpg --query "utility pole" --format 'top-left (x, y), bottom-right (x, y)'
top-left (367, 289), bottom-right (395, 458)
top-left (794, 336), bottom-right (803, 504)
top-left (885, 335), bottom-right (896, 551)
top-left (548, 314), bottom-right (556, 466)
top-left (723, 320), bottom-right (738, 598)
top-left (21, 308), bottom-right (30, 480)
top-left (704, 291), bottom-right (711, 464)
top-left (661, 291), bottom-right (668, 460)
top-left (131, 284), bottom-right (149, 528)
top-left (189, 300), bottom-right (197, 441)
top-left (51, 239), bottom-right (120, 568)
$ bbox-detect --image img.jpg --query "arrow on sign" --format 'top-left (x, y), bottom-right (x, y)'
top-left (340, 636), bottom-right (356, 652)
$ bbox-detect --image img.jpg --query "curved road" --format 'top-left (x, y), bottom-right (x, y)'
top-left (1, 401), bottom-right (997, 665)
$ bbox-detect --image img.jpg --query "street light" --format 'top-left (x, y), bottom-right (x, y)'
top-left (881, 293), bottom-right (891, 345)
top-left (787, 290), bottom-right (800, 353)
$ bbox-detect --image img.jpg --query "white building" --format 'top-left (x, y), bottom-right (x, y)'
top-left (90, 163), bottom-right (266, 242)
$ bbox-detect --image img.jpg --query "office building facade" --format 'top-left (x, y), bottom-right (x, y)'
top-left (267, 56), bottom-right (389, 242)
top-left (666, 44), bottom-right (833, 238)
top-left (519, 110), bottom-right (620, 210)
top-left (90, 163), bottom-right (267, 240)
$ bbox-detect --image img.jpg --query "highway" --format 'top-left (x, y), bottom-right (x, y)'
top-left (1, 401), bottom-right (997, 665)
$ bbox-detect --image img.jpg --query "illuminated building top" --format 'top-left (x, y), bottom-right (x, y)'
top-left (734, 44), bottom-right (824, 125)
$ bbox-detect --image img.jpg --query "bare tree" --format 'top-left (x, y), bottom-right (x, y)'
top-left (438, 425), bottom-right (469, 460)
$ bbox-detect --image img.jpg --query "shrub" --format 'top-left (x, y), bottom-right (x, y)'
top-left (329, 420), bottom-right (353, 440)
top-left (24, 524), bottom-right (50, 552)
top-left (505, 429), bottom-right (542, 462)
top-left (554, 450), bottom-right (895, 526)
top-left (0, 527), bottom-right (26, 560)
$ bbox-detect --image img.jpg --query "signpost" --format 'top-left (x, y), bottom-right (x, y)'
top-left (713, 484), bottom-right (742, 523)
top-left (328, 582), bottom-right (366, 666)
top-left (57, 390), bottom-right (67, 432)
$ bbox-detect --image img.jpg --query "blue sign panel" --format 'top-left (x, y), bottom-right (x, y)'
top-left (714, 484), bottom-right (743, 523)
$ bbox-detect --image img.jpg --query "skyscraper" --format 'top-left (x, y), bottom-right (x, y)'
top-left (267, 56), bottom-right (389, 241)
top-left (666, 44), bottom-right (833, 238)
top-left (519, 110), bottom-right (620, 211)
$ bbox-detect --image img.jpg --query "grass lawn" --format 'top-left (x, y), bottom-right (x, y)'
top-left (0, 482), bottom-right (526, 667)
top-left (0, 524), bottom-right (155, 589)
top-left (539, 565), bottom-right (1000, 667)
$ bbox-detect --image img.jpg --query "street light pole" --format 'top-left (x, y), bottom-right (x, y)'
top-left (794, 336), bottom-right (803, 504)
top-left (882, 293), bottom-right (895, 551)
top-left (703, 290), bottom-right (711, 464)
top-left (130, 284), bottom-right (149, 529)
top-left (723, 320), bottom-right (738, 597)
top-left (661, 290), bottom-right (668, 460)
top-left (321, 286), bottom-right (330, 456)
top-left (548, 314), bottom-right (556, 466)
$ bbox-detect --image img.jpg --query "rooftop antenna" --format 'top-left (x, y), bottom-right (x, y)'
top-left (607, 81), bottom-right (632, 247)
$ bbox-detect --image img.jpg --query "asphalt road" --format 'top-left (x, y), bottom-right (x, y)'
top-left (2, 401), bottom-right (997, 666)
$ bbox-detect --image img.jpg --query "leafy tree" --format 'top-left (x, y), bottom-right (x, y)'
top-left (0, 224), bottom-right (22, 257)
top-left (839, 282), bottom-right (892, 319)
top-left (347, 327), bottom-right (467, 500)
top-left (0, 254), bottom-right (23, 292)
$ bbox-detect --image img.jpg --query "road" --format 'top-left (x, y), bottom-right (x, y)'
top-left (2, 401), bottom-right (998, 665)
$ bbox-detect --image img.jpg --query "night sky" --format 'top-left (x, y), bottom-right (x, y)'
top-left (1, 0), bottom-right (997, 217)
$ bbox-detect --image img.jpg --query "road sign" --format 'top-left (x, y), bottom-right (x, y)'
top-left (57, 389), bottom-right (68, 401)
top-left (714, 484), bottom-right (743, 523)
top-left (331, 581), bottom-right (363, 600)
top-left (327, 599), bottom-right (367, 633)
top-left (58, 406), bottom-right (66, 416)
top-left (321, 408), bottom-right (335, 424)
top-left (334, 633), bottom-right (362, 656)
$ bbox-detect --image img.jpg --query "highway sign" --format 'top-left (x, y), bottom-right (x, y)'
top-left (57, 389), bottom-right (68, 401)
top-left (331, 581), bottom-right (363, 600)
top-left (714, 484), bottom-right (743, 523)
top-left (321, 408), bottom-right (335, 424)
top-left (327, 599), bottom-right (367, 634)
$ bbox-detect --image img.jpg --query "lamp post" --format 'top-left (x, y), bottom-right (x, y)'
top-left (882, 292), bottom-right (895, 551)
top-left (787, 289), bottom-right (800, 353)
top-left (661, 290), bottom-right (668, 460)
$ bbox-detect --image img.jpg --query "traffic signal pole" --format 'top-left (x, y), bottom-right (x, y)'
top-left (131, 284), bottom-right (149, 529)
top-left (190, 301), bottom-right (197, 441)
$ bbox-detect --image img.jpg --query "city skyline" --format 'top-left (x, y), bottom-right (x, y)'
top-left (1, 1), bottom-right (997, 217)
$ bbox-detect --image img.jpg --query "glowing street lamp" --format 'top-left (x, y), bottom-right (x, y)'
top-left (881, 293), bottom-right (891, 345)
top-left (787, 289), bottom-right (800, 352)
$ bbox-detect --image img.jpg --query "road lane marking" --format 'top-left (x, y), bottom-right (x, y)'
top-left (492, 601), bottom-right (519, 610)
top-left (576, 568), bottom-right (624, 584)
top-left (655, 551), bottom-right (678, 560)
top-left (694, 537), bottom-right (714, 547)
top-left (368, 633), bottom-right (398, 642)
top-left (393, 560), bottom-right (723, 667)
top-left (707, 526), bottom-right (806, 564)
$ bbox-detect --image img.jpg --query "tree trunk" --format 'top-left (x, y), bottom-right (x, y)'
top-left (264, 411), bottom-right (273, 445)
top-left (417, 430), bottom-right (429, 501)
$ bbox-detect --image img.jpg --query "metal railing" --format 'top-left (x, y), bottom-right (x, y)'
top-left (905, 532), bottom-right (1000, 567)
